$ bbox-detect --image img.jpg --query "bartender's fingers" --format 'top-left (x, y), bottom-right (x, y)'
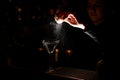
top-left (64, 14), bottom-right (79, 25)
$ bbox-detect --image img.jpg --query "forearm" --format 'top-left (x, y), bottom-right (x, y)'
top-left (84, 30), bottom-right (100, 44)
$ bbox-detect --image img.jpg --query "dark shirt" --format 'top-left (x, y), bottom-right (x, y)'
top-left (57, 23), bottom-right (103, 70)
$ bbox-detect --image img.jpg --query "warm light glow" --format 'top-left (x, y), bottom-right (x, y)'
top-left (55, 48), bottom-right (59, 53)
top-left (66, 49), bottom-right (72, 56)
top-left (18, 17), bottom-right (22, 21)
top-left (38, 48), bottom-right (44, 51)
top-left (32, 16), bottom-right (35, 19)
top-left (18, 8), bottom-right (22, 12)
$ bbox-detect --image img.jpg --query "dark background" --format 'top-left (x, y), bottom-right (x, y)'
top-left (0, 0), bottom-right (119, 79)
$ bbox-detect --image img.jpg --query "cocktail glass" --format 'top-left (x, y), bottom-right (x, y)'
top-left (42, 39), bottom-right (60, 73)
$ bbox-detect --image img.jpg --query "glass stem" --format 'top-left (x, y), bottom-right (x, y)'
top-left (49, 53), bottom-right (54, 68)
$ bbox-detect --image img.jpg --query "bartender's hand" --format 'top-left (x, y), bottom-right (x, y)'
top-left (54, 13), bottom-right (85, 30)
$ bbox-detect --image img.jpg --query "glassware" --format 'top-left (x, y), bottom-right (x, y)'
top-left (42, 39), bottom-right (60, 73)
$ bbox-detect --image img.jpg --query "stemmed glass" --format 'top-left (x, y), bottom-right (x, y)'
top-left (42, 39), bottom-right (60, 73)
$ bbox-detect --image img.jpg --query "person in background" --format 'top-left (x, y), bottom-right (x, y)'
top-left (85, 0), bottom-right (119, 79)
top-left (87, 0), bottom-right (104, 26)
top-left (85, 0), bottom-right (106, 45)
top-left (86, 0), bottom-right (105, 79)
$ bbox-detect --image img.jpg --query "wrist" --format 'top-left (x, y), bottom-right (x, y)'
top-left (73, 24), bottom-right (85, 30)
